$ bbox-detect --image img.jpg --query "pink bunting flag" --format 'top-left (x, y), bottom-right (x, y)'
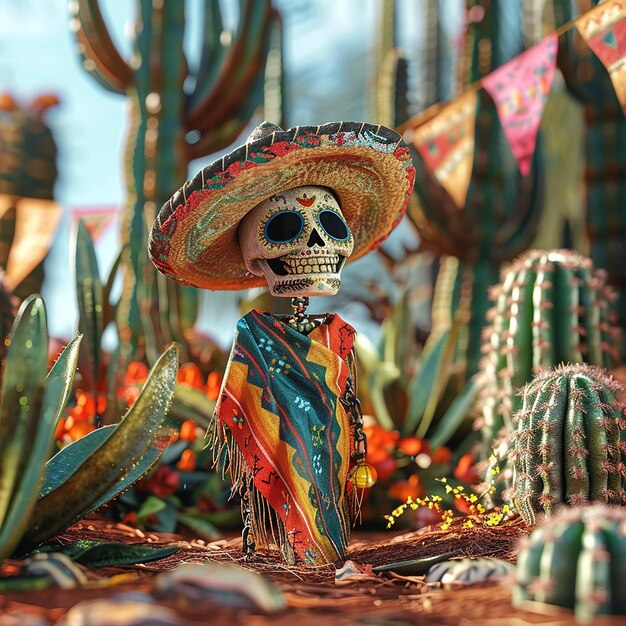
top-left (576, 0), bottom-right (626, 113)
top-left (72, 206), bottom-right (117, 241)
top-left (482, 34), bottom-right (558, 176)
top-left (409, 91), bottom-right (478, 208)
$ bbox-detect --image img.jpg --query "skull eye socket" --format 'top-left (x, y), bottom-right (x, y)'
top-left (318, 210), bottom-right (349, 241)
top-left (264, 210), bottom-right (304, 244)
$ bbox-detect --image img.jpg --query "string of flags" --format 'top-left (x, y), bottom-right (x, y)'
top-left (71, 206), bottom-right (117, 241)
top-left (402, 0), bottom-right (626, 208)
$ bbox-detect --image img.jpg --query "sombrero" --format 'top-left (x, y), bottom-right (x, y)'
top-left (149, 120), bottom-right (415, 290)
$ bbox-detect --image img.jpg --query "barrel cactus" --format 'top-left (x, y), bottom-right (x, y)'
top-left (509, 364), bottom-right (626, 526)
top-left (481, 249), bottom-right (620, 455)
top-left (515, 504), bottom-right (626, 621)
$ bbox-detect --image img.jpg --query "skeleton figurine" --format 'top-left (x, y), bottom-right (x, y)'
top-left (150, 121), bottom-right (415, 565)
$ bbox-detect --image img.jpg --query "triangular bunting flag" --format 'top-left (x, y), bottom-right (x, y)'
top-left (408, 91), bottom-right (477, 208)
top-left (72, 206), bottom-right (117, 241)
top-left (576, 0), bottom-right (626, 113)
top-left (482, 34), bottom-right (558, 176)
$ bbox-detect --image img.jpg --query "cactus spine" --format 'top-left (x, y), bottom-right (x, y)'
top-left (481, 249), bottom-right (620, 454)
top-left (69, 0), bottom-right (280, 363)
top-left (509, 364), bottom-right (626, 526)
top-left (515, 504), bottom-right (626, 621)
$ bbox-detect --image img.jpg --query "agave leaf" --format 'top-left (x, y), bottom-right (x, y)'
top-left (0, 296), bottom-right (48, 529)
top-left (177, 512), bottom-right (222, 541)
top-left (101, 246), bottom-right (123, 329)
top-left (74, 220), bottom-right (103, 390)
top-left (25, 345), bottom-right (179, 546)
top-left (415, 317), bottom-right (462, 439)
top-left (372, 550), bottom-right (460, 575)
top-left (34, 540), bottom-right (178, 568)
top-left (381, 291), bottom-right (414, 378)
top-left (37, 423), bottom-right (169, 518)
top-left (0, 335), bottom-right (81, 561)
top-left (428, 378), bottom-right (482, 449)
top-left (404, 329), bottom-right (450, 435)
top-left (170, 384), bottom-right (216, 430)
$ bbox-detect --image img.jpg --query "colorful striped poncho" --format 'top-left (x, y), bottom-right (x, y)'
top-left (211, 309), bottom-right (358, 565)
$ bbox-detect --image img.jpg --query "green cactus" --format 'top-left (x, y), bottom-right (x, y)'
top-left (509, 364), bottom-right (626, 526)
top-left (515, 504), bottom-right (626, 621)
top-left (69, 0), bottom-right (281, 364)
top-left (481, 249), bottom-right (620, 455)
top-left (405, 0), bottom-right (544, 379)
top-left (553, 0), bottom-right (626, 357)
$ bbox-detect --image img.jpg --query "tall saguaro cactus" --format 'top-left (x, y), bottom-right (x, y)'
top-left (407, 0), bottom-right (544, 378)
top-left (552, 0), bottom-right (626, 357)
top-left (69, 0), bottom-right (280, 363)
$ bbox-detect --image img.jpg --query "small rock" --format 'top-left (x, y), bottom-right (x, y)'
top-left (154, 562), bottom-right (286, 613)
top-left (426, 557), bottom-right (515, 585)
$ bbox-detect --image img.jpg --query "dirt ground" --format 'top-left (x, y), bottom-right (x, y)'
top-left (1, 516), bottom-right (624, 625)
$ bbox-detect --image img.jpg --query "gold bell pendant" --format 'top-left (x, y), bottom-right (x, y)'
top-left (348, 462), bottom-right (377, 489)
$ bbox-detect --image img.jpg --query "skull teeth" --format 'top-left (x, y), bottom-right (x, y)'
top-left (285, 255), bottom-right (340, 274)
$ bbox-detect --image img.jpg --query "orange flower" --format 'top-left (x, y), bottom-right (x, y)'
top-left (431, 446), bottom-right (452, 465)
top-left (178, 363), bottom-right (204, 390)
top-left (176, 449), bottom-right (197, 472)
top-left (453, 494), bottom-right (475, 515)
top-left (179, 419), bottom-right (198, 442)
top-left (206, 371), bottom-right (223, 401)
top-left (398, 436), bottom-right (427, 457)
top-left (453, 453), bottom-right (479, 485)
top-left (126, 362), bottom-right (149, 384)
top-left (389, 474), bottom-right (423, 502)
top-left (68, 389), bottom-right (106, 421)
top-left (118, 361), bottom-right (149, 405)
top-left (66, 419), bottom-right (94, 442)
top-left (363, 423), bottom-right (399, 482)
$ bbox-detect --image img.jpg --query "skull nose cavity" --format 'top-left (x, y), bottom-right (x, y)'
top-left (307, 228), bottom-right (325, 247)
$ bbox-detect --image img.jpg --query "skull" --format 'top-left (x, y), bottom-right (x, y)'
top-left (238, 185), bottom-right (354, 297)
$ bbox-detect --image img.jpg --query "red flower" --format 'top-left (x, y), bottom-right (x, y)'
top-left (137, 465), bottom-right (180, 498)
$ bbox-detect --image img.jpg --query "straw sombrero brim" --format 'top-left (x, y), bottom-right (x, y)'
top-left (149, 121), bottom-right (415, 290)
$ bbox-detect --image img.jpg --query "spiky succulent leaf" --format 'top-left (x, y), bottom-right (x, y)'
top-left (0, 334), bottom-right (81, 560)
top-left (0, 296), bottom-right (48, 527)
top-left (25, 344), bottom-right (179, 546)
top-left (74, 220), bottom-right (103, 390)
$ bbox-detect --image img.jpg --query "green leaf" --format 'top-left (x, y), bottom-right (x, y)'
top-left (0, 574), bottom-right (53, 592)
top-left (74, 220), bottom-right (104, 390)
top-left (34, 540), bottom-right (178, 568)
top-left (428, 378), bottom-right (482, 449)
top-left (101, 246), bottom-right (123, 329)
top-left (0, 296), bottom-right (48, 529)
top-left (372, 550), bottom-right (460, 575)
top-left (25, 345), bottom-right (180, 546)
top-left (170, 384), bottom-right (215, 430)
top-left (404, 330), bottom-right (450, 434)
top-left (137, 495), bottom-right (167, 522)
top-left (177, 512), bottom-right (222, 541)
top-left (0, 335), bottom-right (81, 561)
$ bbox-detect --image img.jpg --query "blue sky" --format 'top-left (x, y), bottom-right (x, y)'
top-left (0, 0), bottom-right (426, 344)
